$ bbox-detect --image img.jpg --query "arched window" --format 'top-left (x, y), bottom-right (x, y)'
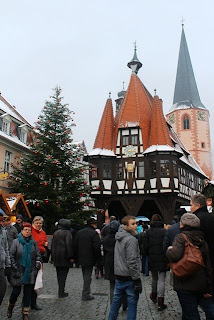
top-left (183, 116), bottom-right (190, 130)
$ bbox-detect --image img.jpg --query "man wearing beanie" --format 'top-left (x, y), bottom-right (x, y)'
top-left (167, 213), bottom-right (214, 319)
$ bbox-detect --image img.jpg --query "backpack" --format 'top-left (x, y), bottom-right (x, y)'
top-left (170, 233), bottom-right (204, 279)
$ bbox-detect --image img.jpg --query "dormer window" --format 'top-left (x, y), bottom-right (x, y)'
top-left (2, 119), bottom-right (10, 135)
top-left (121, 128), bottom-right (139, 147)
top-left (19, 124), bottom-right (28, 144)
top-left (20, 130), bottom-right (27, 144)
top-left (131, 135), bottom-right (138, 145)
top-left (122, 135), bottom-right (129, 146)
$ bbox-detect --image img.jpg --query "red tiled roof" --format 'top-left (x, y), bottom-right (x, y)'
top-left (114, 73), bottom-right (153, 150)
top-left (148, 95), bottom-right (172, 147)
top-left (93, 98), bottom-right (114, 150)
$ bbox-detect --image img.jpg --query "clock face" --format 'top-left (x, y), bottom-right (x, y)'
top-left (197, 111), bottom-right (206, 121)
top-left (124, 145), bottom-right (136, 157)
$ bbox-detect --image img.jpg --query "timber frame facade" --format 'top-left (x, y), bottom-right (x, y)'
top-left (88, 48), bottom-right (207, 224)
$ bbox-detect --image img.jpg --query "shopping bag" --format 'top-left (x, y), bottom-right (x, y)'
top-left (34, 268), bottom-right (43, 291)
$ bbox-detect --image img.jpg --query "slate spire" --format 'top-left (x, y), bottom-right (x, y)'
top-left (172, 25), bottom-right (205, 110)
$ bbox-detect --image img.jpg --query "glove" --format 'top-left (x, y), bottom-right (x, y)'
top-left (36, 261), bottom-right (41, 270)
top-left (133, 279), bottom-right (142, 294)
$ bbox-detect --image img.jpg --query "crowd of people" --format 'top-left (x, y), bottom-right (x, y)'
top-left (0, 193), bottom-right (214, 320)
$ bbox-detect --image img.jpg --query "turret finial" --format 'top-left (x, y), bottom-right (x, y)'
top-left (127, 42), bottom-right (142, 74)
top-left (181, 17), bottom-right (185, 27)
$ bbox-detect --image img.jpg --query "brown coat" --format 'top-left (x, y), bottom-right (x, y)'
top-left (166, 229), bottom-right (213, 294)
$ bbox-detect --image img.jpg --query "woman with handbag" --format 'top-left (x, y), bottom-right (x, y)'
top-left (31, 216), bottom-right (48, 310)
top-left (166, 213), bottom-right (214, 320)
top-left (7, 222), bottom-right (42, 320)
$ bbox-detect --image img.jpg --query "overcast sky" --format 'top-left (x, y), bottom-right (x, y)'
top-left (0, 0), bottom-right (213, 153)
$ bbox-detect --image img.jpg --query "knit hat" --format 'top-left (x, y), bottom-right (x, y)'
top-left (180, 213), bottom-right (200, 228)
top-left (16, 214), bottom-right (23, 221)
top-left (109, 220), bottom-right (120, 234)
top-left (22, 222), bottom-right (32, 229)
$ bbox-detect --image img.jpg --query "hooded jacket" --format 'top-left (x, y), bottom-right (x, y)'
top-left (114, 225), bottom-right (141, 281)
top-left (166, 228), bottom-right (213, 293)
top-left (52, 219), bottom-right (73, 267)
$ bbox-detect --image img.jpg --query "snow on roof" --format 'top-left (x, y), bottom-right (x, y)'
top-left (89, 148), bottom-right (115, 157)
top-left (0, 130), bottom-right (30, 150)
top-left (143, 145), bottom-right (182, 155)
top-left (0, 99), bottom-right (23, 123)
top-left (169, 102), bottom-right (206, 113)
top-left (143, 144), bottom-right (206, 177)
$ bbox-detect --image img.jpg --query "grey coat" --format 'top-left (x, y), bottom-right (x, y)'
top-left (4, 225), bottom-right (18, 248)
top-left (0, 226), bottom-right (11, 269)
top-left (10, 237), bottom-right (42, 286)
top-left (114, 225), bottom-right (141, 280)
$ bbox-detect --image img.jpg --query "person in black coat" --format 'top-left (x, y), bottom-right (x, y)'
top-left (190, 194), bottom-right (214, 285)
top-left (52, 219), bottom-right (73, 298)
top-left (103, 220), bottom-right (120, 303)
top-left (74, 218), bottom-right (101, 301)
top-left (143, 214), bottom-right (168, 311)
top-left (138, 224), bottom-right (149, 276)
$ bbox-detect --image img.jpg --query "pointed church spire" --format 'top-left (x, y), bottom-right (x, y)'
top-left (172, 25), bottom-right (206, 110)
top-left (127, 42), bottom-right (142, 74)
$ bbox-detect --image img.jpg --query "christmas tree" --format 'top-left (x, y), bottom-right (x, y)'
top-left (11, 87), bottom-right (94, 232)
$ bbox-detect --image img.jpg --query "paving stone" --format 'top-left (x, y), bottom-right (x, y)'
top-left (0, 264), bottom-right (206, 319)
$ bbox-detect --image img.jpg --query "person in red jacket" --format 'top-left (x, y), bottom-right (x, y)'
top-left (31, 216), bottom-right (48, 310)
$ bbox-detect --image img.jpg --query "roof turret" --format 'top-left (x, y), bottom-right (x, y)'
top-left (127, 43), bottom-right (142, 74)
top-left (148, 94), bottom-right (172, 147)
top-left (93, 97), bottom-right (114, 151)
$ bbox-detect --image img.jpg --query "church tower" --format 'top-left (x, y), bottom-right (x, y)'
top-left (166, 25), bottom-right (213, 179)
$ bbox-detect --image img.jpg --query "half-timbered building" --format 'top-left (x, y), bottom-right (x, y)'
top-left (88, 48), bottom-right (207, 223)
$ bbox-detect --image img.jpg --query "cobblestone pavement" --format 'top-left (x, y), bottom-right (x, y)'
top-left (1, 263), bottom-right (206, 320)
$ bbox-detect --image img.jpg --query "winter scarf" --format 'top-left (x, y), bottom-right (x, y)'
top-left (18, 233), bottom-right (34, 284)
